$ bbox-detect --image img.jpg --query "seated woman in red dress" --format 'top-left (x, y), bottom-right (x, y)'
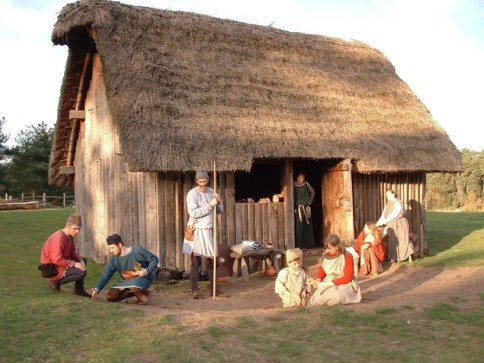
top-left (355, 222), bottom-right (387, 277)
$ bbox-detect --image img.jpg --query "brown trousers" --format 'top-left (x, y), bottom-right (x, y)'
top-left (106, 287), bottom-right (149, 302)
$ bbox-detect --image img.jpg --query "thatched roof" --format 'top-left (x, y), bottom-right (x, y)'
top-left (49, 0), bottom-right (462, 185)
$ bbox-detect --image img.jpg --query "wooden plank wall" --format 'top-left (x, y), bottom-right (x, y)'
top-left (76, 56), bottom-right (154, 262)
top-left (233, 202), bottom-right (286, 249)
top-left (352, 172), bottom-right (426, 254)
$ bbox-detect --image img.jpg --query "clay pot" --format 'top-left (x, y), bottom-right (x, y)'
top-left (266, 266), bottom-right (277, 277)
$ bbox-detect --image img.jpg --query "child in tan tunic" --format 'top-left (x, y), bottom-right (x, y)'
top-left (275, 248), bottom-right (309, 307)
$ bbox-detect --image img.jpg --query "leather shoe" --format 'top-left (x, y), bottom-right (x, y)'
top-left (191, 290), bottom-right (203, 300)
top-left (74, 289), bottom-right (92, 298)
top-left (135, 290), bottom-right (151, 305)
top-left (48, 280), bottom-right (61, 293)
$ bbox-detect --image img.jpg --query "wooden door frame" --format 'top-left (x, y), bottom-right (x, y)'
top-left (322, 159), bottom-right (355, 244)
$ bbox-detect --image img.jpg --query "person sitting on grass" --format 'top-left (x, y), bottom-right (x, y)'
top-left (275, 248), bottom-right (309, 307)
top-left (309, 234), bottom-right (361, 306)
top-left (91, 234), bottom-right (159, 304)
top-left (355, 222), bottom-right (387, 277)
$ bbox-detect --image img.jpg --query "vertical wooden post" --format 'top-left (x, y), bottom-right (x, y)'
top-left (225, 173), bottom-right (236, 246)
top-left (213, 162), bottom-right (217, 299)
top-left (283, 159), bottom-right (294, 249)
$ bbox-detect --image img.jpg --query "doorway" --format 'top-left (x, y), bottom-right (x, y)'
top-left (293, 160), bottom-right (323, 247)
top-left (234, 162), bottom-right (281, 202)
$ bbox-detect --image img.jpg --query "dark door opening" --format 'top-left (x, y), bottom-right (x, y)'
top-left (294, 160), bottom-right (323, 247)
top-left (235, 162), bottom-right (282, 202)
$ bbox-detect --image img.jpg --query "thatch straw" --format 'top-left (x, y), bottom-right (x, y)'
top-left (49, 0), bottom-right (462, 185)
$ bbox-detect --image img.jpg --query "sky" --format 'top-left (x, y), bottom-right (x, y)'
top-left (0, 0), bottom-right (483, 151)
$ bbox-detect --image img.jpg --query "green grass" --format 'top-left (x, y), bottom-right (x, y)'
top-left (0, 209), bottom-right (483, 362)
top-left (418, 211), bottom-right (484, 267)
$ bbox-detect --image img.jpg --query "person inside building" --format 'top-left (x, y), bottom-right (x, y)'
top-left (91, 234), bottom-right (159, 304)
top-left (294, 172), bottom-right (315, 249)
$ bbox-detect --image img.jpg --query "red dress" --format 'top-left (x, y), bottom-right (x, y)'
top-left (355, 231), bottom-right (386, 262)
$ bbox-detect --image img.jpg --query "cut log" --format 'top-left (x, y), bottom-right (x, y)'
top-left (0, 201), bottom-right (40, 210)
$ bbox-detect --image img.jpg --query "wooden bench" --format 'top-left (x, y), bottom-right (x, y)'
top-left (230, 248), bottom-right (282, 281)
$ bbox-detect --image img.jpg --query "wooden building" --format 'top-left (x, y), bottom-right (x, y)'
top-left (49, 1), bottom-right (462, 268)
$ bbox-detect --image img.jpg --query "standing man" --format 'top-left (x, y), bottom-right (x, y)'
top-left (183, 170), bottom-right (227, 299)
top-left (40, 214), bottom-right (91, 297)
top-left (91, 234), bottom-right (159, 304)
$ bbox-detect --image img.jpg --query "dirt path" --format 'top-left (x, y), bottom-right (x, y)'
top-left (96, 249), bottom-right (483, 324)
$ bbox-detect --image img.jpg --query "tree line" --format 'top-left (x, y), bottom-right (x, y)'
top-left (0, 117), bottom-right (73, 199)
top-left (0, 117), bottom-right (482, 210)
top-left (427, 149), bottom-right (483, 211)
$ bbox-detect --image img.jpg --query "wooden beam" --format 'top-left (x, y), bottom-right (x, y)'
top-left (69, 110), bottom-right (86, 120)
top-left (59, 166), bottom-right (75, 175)
top-left (283, 159), bottom-right (294, 249)
top-left (328, 163), bottom-right (350, 172)
top-left (66, 50), bottom-right (93, 166)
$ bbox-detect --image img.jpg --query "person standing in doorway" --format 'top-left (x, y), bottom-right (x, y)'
top-left (294, 172), bottom-right (315, 249)
top-left (183, 170), bottom-right (228, 299)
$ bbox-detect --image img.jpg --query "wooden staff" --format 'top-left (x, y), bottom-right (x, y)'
top-left (212, 161), bottom-right (218, 300)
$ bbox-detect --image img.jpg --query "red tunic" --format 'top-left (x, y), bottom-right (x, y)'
top-left (40, 230), bottom-right (82, 280)
top-left (316, 252), bottom-right (354, 285)
top-left (354, 230), bottom-right (386, 262)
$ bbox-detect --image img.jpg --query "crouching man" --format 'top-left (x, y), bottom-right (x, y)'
top-left (40, 214), bottom-right (91, 297)
top-left (91, 234), bottom-right (159, 304)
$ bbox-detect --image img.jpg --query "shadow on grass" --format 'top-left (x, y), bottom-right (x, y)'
top-left (356, 261), bottom-right (483, 311)
top-left (357, 264), bottom-right (443, 306)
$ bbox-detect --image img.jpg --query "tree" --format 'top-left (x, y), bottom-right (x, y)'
top-left (6, 121), bottom-right (72, 197)
top-left (457, 149), bottom-right (483, 210)
top-left (427, 149), bottom-right (484, 211)
top-left (0, 117), bottom-right (10, 195)
top-left (427, 172), bottom-right (456, 210)
top-left (0, 117), bottom-right (8, 159)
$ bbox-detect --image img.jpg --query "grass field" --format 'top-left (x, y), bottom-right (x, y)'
top-left (0, 209), bottom-right (482, 362)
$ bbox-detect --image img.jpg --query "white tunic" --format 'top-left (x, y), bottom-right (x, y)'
top-left (183, 187), bottom-right (223, 258)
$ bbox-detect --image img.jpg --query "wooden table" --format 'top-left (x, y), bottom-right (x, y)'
top-left (230, 248), bottom-right (282, 281)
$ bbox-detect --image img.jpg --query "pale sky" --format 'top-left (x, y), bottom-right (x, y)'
top-left (1, 0), bottom-right (483, 151)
